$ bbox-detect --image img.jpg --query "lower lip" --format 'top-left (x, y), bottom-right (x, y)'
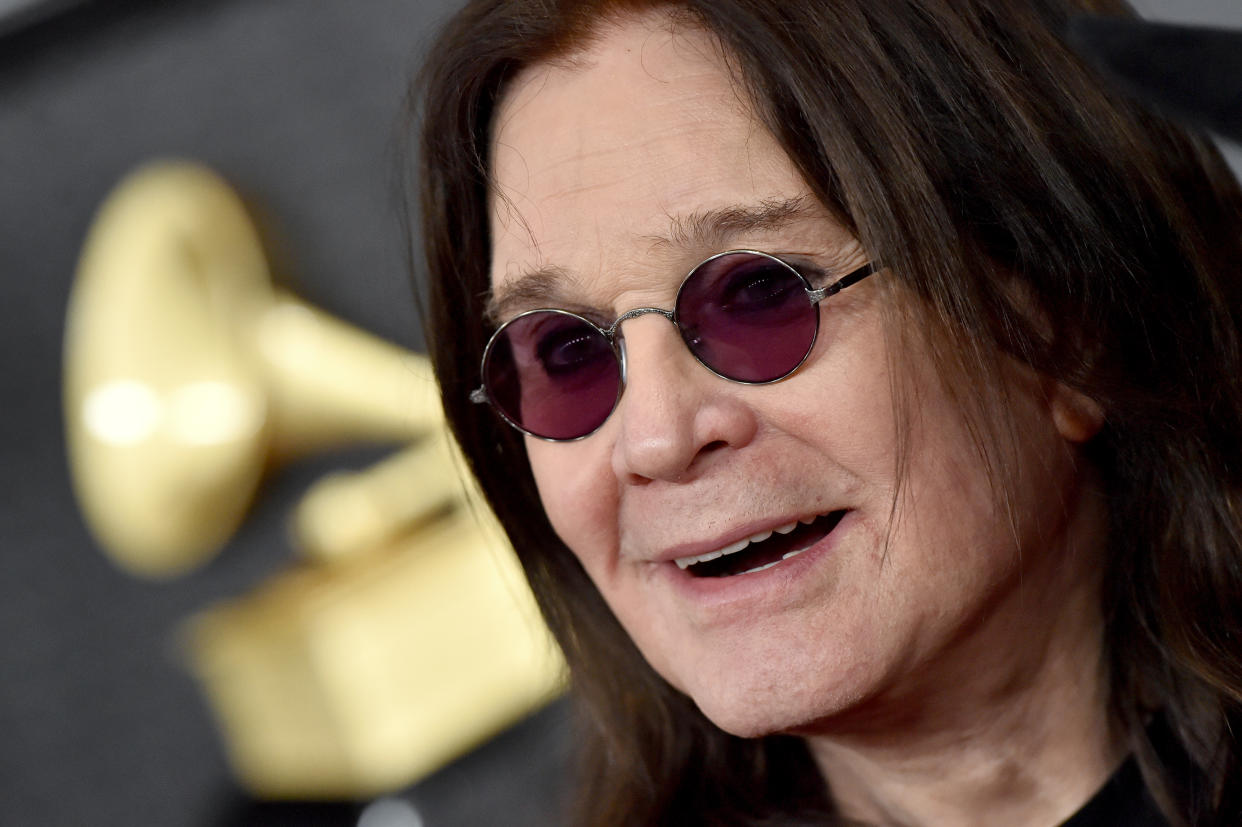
top-left (661, 510), bottom-right (854, 610)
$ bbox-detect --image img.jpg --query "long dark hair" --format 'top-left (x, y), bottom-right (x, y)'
top-left (413, 0), bottom-right (1242, 823)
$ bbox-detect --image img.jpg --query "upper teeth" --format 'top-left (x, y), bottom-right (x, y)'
top-left (675, 521), bottom-right (800, 570)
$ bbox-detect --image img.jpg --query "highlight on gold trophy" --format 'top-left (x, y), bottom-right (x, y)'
top-left (63, 161), bottom-right (564, 798)
top-left (64, 160), bottom-right (441, 577)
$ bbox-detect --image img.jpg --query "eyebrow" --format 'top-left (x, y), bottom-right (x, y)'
top-left (484, 195), bottom-right (818, 323)
top-left (656, 195), bottom-right (816, 250)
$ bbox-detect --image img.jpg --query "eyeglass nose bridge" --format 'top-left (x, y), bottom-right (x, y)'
top-left (602, 305), bottom-right (676, 338)
top-left (602, 307), bottom-right (679, 392)
top-left (602, 306), bottom-right (679, 377)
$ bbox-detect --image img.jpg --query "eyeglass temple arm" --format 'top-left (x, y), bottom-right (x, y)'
top-left (807, 260), bottom-right (879, 303)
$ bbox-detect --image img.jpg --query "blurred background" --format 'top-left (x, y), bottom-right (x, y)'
top-left (0, 1), bottom-right (1239, 826)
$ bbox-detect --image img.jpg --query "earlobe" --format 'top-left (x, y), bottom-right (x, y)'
top-left (1049, 383), bottom-right (1105, 443)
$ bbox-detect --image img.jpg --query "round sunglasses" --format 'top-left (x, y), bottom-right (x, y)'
top-left (470, 250), bottom-right (878, 441)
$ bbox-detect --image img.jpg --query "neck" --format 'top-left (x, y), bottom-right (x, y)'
top-left (805, 527), bottom-right (1122, 825)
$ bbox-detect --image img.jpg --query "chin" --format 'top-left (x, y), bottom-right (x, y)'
top-left (694, 695), bottom-right (830, 741)
top-left (682, 667), bottom-right (868, 740)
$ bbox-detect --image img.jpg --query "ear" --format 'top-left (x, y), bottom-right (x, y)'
top-left (1047, 382), bottom-right (1104, 444)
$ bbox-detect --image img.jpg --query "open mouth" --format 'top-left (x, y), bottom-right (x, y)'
top-left (677, 510), bottom-right (846, 578)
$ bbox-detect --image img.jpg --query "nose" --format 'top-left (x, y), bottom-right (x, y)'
top-left (610, 314), bottom-right (757, 484)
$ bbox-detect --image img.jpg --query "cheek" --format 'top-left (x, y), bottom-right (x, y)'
top-left (887, 365), bottom-right (1082, 592)
top-left (526, 439), bottom-right (620, 567)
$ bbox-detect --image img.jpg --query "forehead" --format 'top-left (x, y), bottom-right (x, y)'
top-left (487, 13), bottom-right (849, 313)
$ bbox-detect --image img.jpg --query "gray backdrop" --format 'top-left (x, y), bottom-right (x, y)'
top-left (0, 1), bottom-right (1238, 826)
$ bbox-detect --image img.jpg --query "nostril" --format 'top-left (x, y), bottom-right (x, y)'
top-left (702, 439), bottom-right (728, 454)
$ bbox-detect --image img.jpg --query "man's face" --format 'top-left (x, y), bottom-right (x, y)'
top-left (487, 14), bottom-right (1106, 738)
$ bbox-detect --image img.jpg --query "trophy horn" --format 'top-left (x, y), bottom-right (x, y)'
top-left (63, 161), bottom-right (440, 577)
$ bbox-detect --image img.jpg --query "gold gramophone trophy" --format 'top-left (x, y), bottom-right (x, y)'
top-left (63, 161), bottom-right (564, 798)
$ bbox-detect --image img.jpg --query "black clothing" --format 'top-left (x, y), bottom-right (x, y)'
top-left (1060, 756), bottom-right (1169, 827)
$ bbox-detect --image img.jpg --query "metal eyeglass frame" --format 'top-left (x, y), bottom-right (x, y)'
top-left (469, 249), bottom-right (879, 441)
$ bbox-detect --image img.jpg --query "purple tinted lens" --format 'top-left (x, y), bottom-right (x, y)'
top-left (483, 310), bottom-right (621, 439)
top-left (676, 252), bottom-right (818, 382)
